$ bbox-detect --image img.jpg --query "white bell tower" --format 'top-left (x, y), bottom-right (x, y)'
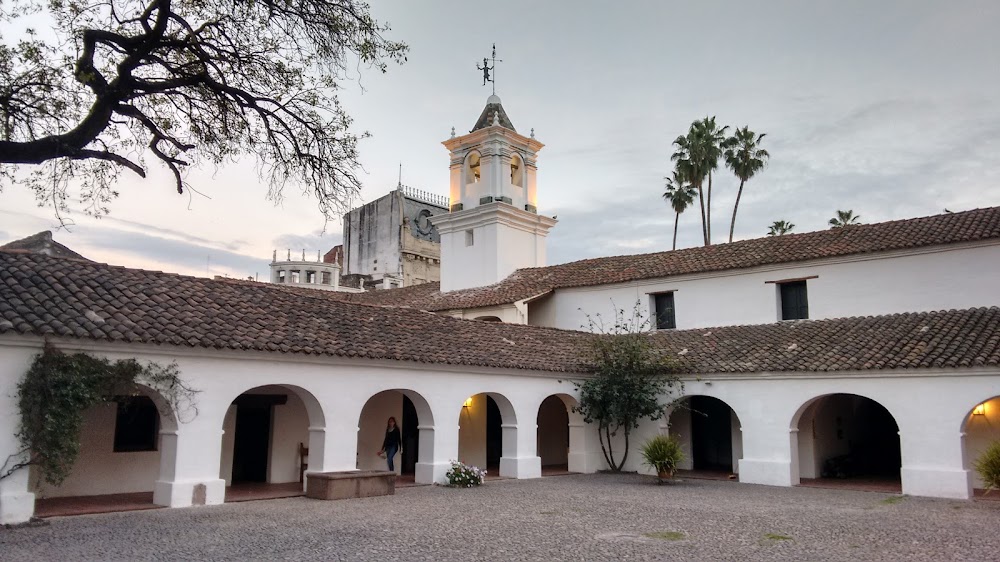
top-left (431, 95), bottom-right (557, 292)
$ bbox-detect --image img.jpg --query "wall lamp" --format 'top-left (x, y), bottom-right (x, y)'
top-left (973, 403), bottom-right (986, 416)
top-left (463, 397), bottom-right (473, 409)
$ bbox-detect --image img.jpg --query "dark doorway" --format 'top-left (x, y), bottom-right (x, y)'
top-left (690, 396), bottom-right (734, 471)
top-left (854, 399), bottom-right (901, 476)
top-left (232, 403), bottom-right (272, 483)
top-left (486, 396), bottom-right (502, 469)
top-left (401, 395), bottom-right (419, 475)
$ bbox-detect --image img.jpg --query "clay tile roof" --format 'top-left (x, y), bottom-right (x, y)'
top-left (650, 309), bottom-right (1000, 373)
top-left (0, 251), bottom-right (587, 373)
top-left (471, 99), bottom-right (515, 132)
top-left (335, 206), bottom-right (1000, 312)
top-left (1, 231), bottom-right (89, 261)
top-left (1, 251), bottom-right (999, 375)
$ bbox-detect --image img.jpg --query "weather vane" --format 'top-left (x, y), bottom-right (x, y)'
top-left (476, 43), bottom-right (502, 95)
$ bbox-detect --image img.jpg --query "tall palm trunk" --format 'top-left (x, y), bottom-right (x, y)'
top-left (672, 211), bottom-right (680, 250)
top-left (696, 181), bottom-right (708, 245)
top-left (729, 178), bottom-right (746, 243)
top-left (706, 171), bottom-right (713, 244)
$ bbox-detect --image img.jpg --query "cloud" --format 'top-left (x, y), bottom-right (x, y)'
top-left (272, 230), bottom-right (343, 257)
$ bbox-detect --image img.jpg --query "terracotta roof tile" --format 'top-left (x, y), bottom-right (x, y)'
top-left (2, 252), bottom-right (999, 374)
top-left (336, 206), bottom-right (1000, 312)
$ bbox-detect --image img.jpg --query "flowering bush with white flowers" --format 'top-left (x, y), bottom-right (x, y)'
top-left (445, 460), bottom-right (486, 487)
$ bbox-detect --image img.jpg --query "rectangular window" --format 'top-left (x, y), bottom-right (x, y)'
top-left (114, 396), bottom-right (159, 452)
top-left (779, 280), bottom-right (809, 320)
top-left (653, 292), bottom-right (676, 330)
top-left (465, 229), bottom-right (474, 247)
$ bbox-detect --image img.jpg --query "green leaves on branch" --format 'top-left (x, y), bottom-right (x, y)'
top-left (1, 343), bottom-right (197, 486)
top-left (574, 302), bottom-right (683, 472)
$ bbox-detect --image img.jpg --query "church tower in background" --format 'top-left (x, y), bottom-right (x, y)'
top-left (432, 95), bottom-right (557, 292)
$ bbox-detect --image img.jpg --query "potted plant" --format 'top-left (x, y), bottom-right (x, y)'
top-left (974, 440), bottom-right (1000, 493)
top-left (641, 434), bottom-right (686, 482)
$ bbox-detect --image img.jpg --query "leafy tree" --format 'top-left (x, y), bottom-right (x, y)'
top-left (662, 168), bottom-right (696, 251)
top-left (723, 126), bottom-right (769, 243)
top-left (574, 303), bottom-right (682, 471)
top-left (671, 117), bottom-right (727, 246)
top-left (767, 220), bottom-right (795, 236)
top-left (0, 0), bottom-right (407, 220)
top-left (829, 209), bottom-right (862, 228)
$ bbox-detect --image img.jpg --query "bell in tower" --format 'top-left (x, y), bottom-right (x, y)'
top-left (430, 95), bottom-right (558, 292)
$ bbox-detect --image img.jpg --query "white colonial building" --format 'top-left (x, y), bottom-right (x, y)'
top-left (1, 95), bottom-right (999, 525)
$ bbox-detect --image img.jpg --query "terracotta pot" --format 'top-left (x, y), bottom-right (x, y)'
top-left (657, 469), bottom-right (674, 480)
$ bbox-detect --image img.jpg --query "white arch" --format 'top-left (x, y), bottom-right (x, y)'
top-left (356, 388), bottom-right (436, 479)
top-left (790, 392), bottom-right (900, 483)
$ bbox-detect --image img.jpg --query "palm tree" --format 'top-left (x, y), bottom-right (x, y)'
top-left (829, 210), bottom-right (862, 228)
top-left (671, 132), bottom-right (708, 245)
top-left (723, 126), bottom-right (769, 243)
top-left (767, 220), bottom-right (795, 236)
top-left (694, 117), bottom-right (728, 244)
top-left (671, 117), bottom-right (727, 246)
top-left (662, 169), bottom-right (697, 250)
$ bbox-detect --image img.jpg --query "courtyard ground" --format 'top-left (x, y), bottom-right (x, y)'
top-left (3, 473), bottom-right (999, 561)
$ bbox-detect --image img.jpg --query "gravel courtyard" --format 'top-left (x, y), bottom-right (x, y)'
top-left (3, 474), bottom-right (999, 561)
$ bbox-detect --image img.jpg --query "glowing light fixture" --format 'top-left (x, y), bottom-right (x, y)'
top-left (973, 403), bottom-right (986, 416)
top-left (463, 397), bottom-right (473, 409)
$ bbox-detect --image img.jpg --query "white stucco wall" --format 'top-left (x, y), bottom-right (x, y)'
top-left (529, 243), bottom-right (1000, 331)
top-left (2, 333), bottom-right (1000, 525)
top-left (33, 403), bottom-right (161, 498)
top-left (1, 336), bottom-right (592, 522)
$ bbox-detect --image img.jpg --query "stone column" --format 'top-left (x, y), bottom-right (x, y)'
top-left (0, 358), bottom-right (35, 524)
top-left (899, 418), bottom-right (970, 499)
top-left (153, 404), bottom-right (227, 508)
top-left (415, 408), bottom-right (458, 485)
top-left (0, 425), bottom-right (34, 524)
top-left (498, 402), bottom-right (541, 479)
top-left (735, 418), bottom-right (797, 487)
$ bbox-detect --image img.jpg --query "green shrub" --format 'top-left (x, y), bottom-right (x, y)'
top-left (641, 434), bottom-right (685, 477)
top-left (974, 440), bottom-right (1000, 491)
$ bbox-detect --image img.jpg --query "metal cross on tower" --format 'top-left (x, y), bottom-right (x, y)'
top-left (476, 43), bottom-right (503, 95)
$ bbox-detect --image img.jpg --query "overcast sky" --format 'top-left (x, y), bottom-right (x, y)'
top-left (3, 0), bottom-right (999, 278)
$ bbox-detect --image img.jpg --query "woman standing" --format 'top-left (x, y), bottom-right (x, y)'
top-left (378, 417), bottom-right (402, 472)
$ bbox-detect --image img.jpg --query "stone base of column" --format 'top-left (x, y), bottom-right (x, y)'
top-left (0, 490), bottom-right (36, 524)
top-left (737, 459), bottom-right (793, 487)
top-left (499, 456), bottom-right (541, 479)
top-left (901, 467), bottom-right (971, 499)
top-left (415, 462), bottom-right (451, 485)
top-left (154, 478), bottom-right (226, 507)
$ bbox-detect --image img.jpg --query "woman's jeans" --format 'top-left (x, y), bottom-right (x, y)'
top-left (385, 445), bottom-right (398, 471)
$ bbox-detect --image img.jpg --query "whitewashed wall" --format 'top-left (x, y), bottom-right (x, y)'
top-left (529, 243), bottom-right (1000, 330)
top-left (3, 334), bottom-right (1000, 525)
top-left (33, 403), bottom-right (161, 498)
top-left (0, 337), bottom-right (587, 523)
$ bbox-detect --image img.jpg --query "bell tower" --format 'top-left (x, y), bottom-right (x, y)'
top-left (431, 95), bottom-right (557, 292)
